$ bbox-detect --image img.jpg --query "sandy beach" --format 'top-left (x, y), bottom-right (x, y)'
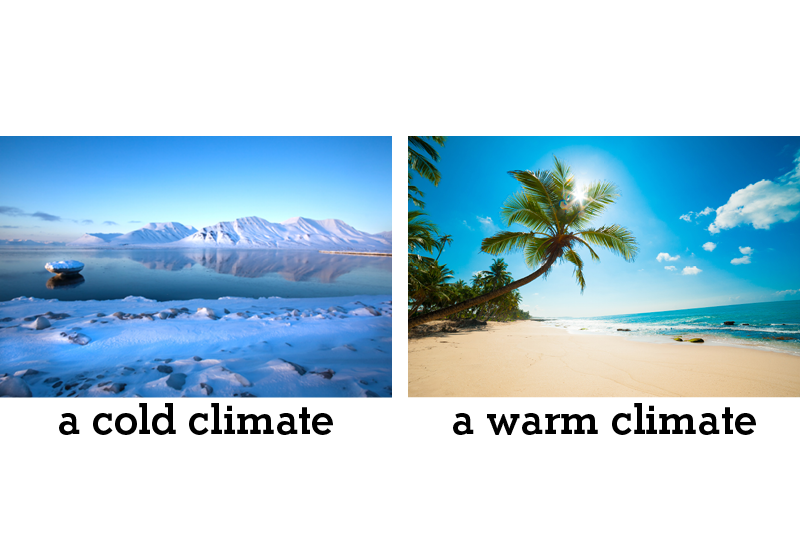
top-left (409, 321), bottom-right (800, 397)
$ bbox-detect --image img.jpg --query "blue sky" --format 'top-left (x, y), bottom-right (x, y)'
top-left (411, 137), bottom-right (800, 317)
top-left (0, 137), bottom-right (391, 241)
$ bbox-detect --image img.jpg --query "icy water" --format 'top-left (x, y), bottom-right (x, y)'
top-left (547, 300), bottom-right (800, 356)
top-left (0, 248), bottom-right (391, 301)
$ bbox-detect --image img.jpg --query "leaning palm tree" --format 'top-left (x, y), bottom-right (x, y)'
top-left (408, 156), bottom-right (638, 327)
top-left (433, 234), bottom-right (454, 262)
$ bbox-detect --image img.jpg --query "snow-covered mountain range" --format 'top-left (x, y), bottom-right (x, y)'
top-left (66, 217), bottom-right (390, 251)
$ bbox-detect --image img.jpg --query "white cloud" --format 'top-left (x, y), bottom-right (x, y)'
top-left (462, 220), bottom-right (473, 230)
top-left (664, 266), bottom-right (677, 271)
top-left (702, 242), bottom-right (717, 252)
top-left (697, 207), bottom-right (714, 217)
top-left (731, 256), bottom-right (751, 265)
top-left (476, 215), bottom-right (499, 235)
top-left (682, 266), bottom-right (702, 275)
top-left (739, 246), bottom-right (753, 255)
top-left (679, 213), bottom-right (692, 222)
top-left (707, 153), bottom-right (800, 234)
top-left (656, 252), bottom-right (680, 262)
top-left (775, 289), bottom-right (799, 296)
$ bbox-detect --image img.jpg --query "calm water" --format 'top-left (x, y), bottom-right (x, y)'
top-left (0, 248), bottom-right (391, 301)
top-left (547, 300), bottom-right (800, 356)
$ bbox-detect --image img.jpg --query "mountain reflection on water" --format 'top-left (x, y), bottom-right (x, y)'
top-left (129, 249), bottom-right (390, 283)
top-left (1, 248), bottom-right (391, 302)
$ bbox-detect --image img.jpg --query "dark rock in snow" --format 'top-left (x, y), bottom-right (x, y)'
top-left (200, 382), bottom-right (213, 395)
top-left (111, 312), bottom-right (125, 319)
top-left (364, 390), bottom-right (380, 397)
top-left (97, 381), bottom-right (111, 387)
top-left (193, 356), bottom-right (203, 361)
top-left (44, 377), bottom-right (61, 384)
top-left (96, 375), bottom-right (104, 379)
top-left (15, 369), bottom-right (41, 378)
top-left (52, 381), bottom-right (63, 388)
top-left (0, 377), bottom-right (33, 397)
top-left (79, 382), bottom-right (92, 390)
top-left (96, 312), bottom-right (106, 318)
top-left (43, 312), bottom-right (71, 320)
top-left (166, 373), bottom-right (187, 390)
top-left (163, 359), bottom-right (173, 363)
top-left (235, 392), bottom-right (257, 398)
top-left (156, 365), bottom-right (173, 374)
top-left (280, 359), bottom-right (307, 376)
top-left (68, 333), bottom-right (91, 345)
top-left (223, 308), bottom-right (230, 314)
top-left (311, 369), bottom-right (334, 380)
top-left (0, 317), bottom-right (13, 322)
top-left (103, 383), bottom-right (126, 393)
top-left (67, 391), bottom-right (76, 397)
top-left (64, 382), bottom-right (79, 391)
top-left (123, 367), bottom-right (135, 371)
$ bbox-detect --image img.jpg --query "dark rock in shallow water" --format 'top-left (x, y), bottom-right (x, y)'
top-left (156, 365), bottom-right (173, 374)
top-left (103, 383), bottom-right (126, 394)
top-left (166, 373), bottom-right (187, 390)
top-left (280, 359), bottom-right (307, 376)
top-left (742, 323), bottom-right (750, 326)
top-left (723, 321), bottom-right (735, 326)
top-left (0, 377), bottom-right (33, 397)
top-left (687, 338), bottom-right (704, 343)
top-left (673, 337), bottom-right (683, 342)
top-left (617, 328), bottom-right (631, 332)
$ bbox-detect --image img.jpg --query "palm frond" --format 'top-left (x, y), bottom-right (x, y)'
top-left (480, 231), bottom-right (536, 256)
top-left (500, 191), bottom-right (555, 234)
top-left (577, 225), bottom-right (639, 261)
top-left (562, 249), bottom-right (587, 293)
top-left (408, 136), bottom-right (445, 162)
top-left (408, 147), bottom-right (441, 185)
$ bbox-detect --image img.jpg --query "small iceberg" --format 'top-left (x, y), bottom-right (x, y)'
top-left (45, 260), bottom-right (85, 275)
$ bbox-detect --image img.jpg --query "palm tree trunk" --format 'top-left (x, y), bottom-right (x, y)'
top-left (409, 254), bottom-right (557, 328)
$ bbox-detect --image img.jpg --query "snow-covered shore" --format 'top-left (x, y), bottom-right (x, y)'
top-left (0, 294), bottom-right (391, 398)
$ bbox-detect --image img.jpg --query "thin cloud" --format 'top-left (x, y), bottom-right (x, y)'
top-left (656, 252), bottom-right (680, 262)
top-left (697, 207), bottom-right (714, 216)
top-left (775, 289), bottom-right (799, 296)
top-left (0, 206), bottom-right (26, 216)
top-left (462, 220), bottom-right (473, 231)
top-left (30, 211), bottom-right (61, 221)
top-left (679, 213), bottom-right (692, 222)
top-left (702, 242), bottom-right (717, 251)
top-left (81, 219), bottom-right (94, 225)
top-left (128, 220), bottom-right (142, 224)
top-left (1, 225), bottom-right (19, 228)
top-left (664, 266), bottom-right (677, 271)
top-left (476, 215), bottom-right (499, 235)
top-left (103, 221), bottom-right (119, 226)
top-left (682, 266), bottom-right (702, 275)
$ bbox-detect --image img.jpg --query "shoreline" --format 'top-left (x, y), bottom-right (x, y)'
top-left (409, 320), bottom-right (800, 397)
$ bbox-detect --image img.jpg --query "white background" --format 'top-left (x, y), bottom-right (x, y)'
top-left (1, 1), bottom-right (798, 531)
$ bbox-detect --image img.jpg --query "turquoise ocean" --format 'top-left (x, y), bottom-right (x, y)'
top-left (546, 300), bottom-right (800, 357)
